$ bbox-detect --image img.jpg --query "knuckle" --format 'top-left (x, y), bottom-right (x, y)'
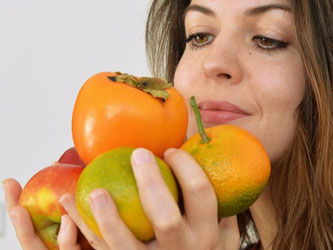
top-left (205, 233), bottom-right (220, 250)
top-left (96, 218), bottom-right (113, 232)
top-left (96, 217), bottom-right (121, 237)
top-left (139, 175), bottom-right (156, 189)
top-left (186, 178), bottom-right (213, 197)
top-left (154, 214), bottom-right (183, 234)
top-left (137, 170), bottom-right (159, 189)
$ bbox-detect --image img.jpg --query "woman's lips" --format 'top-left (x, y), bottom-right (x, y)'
top-left (198, 100), bottom-right (249, 124)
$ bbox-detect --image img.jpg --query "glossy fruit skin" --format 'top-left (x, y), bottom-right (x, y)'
top-left (72, 72), bottom-right (188, 164)
top-left (76, 147), bottom-right (179, 242)
top-left (181, 124), bottom-right (271, 217)
top-left (18, 164), bottom-right (88, 250)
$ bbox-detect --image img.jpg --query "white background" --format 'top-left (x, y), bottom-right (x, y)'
top-left (0, 0), bottom-right (151, 248)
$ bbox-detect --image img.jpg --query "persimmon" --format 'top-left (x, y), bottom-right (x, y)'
top-left (72, 72), bottom-right (188, 164)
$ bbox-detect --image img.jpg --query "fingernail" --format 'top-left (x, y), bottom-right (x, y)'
top-left (164, 148), bottom-right (177, 158)
top-left (89, 190), bottom-right (108, 211)
top-left (60, 215), bottom-right (69, 231)
top-left (131, 148), bottom-right (152, 165)
top-left (9, 211), bottom-right (17, 227)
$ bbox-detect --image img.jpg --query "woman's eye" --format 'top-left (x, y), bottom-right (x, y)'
top-left (186, 32), bottom-right (214, 48)
top-left (252, 35), bottom-right (289, 51)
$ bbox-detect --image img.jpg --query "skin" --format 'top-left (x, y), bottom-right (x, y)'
top-left (3, 0), bottom-right (305, 249)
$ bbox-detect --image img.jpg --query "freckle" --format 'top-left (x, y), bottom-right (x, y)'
top-left (249, 52), bottom-right (252, 55)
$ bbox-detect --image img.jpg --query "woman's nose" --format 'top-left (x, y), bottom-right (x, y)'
top-left (202, 34), bottom-right (243, 84)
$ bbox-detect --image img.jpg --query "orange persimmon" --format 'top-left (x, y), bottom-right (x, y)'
top-left (72, 72), bottom-right (188, 164)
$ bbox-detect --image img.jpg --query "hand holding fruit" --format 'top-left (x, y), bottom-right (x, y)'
top-left (65, 95), bottom-right (269, 249)
top-left (66, 73), bottom-right (268, 249)
top-left (60, 147), bottom-right (241, 250)
top-left (4, 71), bottom-right (188, 250)
top-left (5, 71), bottom-right (270, 250)
top-left (59, 72), bottom-right (241, 249)
top-left (72, 93), bottom-right (270, 240)
top-left (3, 148), bottom-right (92, 250)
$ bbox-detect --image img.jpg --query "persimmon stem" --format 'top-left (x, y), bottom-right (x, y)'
top-left (190, 96), bottom-right (211, 143)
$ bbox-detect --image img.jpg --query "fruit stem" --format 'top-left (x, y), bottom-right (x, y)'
top-left (190, 96), bottom-right (211, 143)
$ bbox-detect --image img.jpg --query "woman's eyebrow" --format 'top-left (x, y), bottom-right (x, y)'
top-left (183, 4), bottom-right (216, 20)
top-left (183, 4), bottom-right (290, 20)
top-left (244, 4), bottom-right (291, 16)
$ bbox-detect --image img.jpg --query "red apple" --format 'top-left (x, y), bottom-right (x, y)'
top-left (19, 151), bottom-right (92, 250)
top-left (58, 147), bottom-right (85, 167)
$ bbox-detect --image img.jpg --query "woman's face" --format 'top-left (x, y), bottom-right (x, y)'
top-left (174, 0), bottom-right (305, 164)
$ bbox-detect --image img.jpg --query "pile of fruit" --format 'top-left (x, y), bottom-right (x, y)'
top-left (18, 71), bottom-right (271, 249)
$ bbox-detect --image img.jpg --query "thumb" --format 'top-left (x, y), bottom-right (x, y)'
top-left (3, 178), bottom-right (22, 211)
top-left (219, 216), bottom-right (240, 249)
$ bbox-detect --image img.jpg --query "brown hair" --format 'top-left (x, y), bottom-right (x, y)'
top-left (145, 0), bottom-right (333, 249)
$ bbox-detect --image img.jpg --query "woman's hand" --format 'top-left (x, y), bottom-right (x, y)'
top-left (2, 178), bottom-right (82, 250)
top-left (60, 148), bottom-right (240, 250)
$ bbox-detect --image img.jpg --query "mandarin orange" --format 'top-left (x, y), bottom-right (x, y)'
top-left (75, 147), bottom-right (179, 241)
top-left (181, 97), bottom-right (271, 217)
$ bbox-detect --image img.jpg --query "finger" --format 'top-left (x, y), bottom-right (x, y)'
top-left (131, 148), bottom-right (185, 246)
top-left (57, 215), bottom-right (81, 250)
top-left (3, 178), bottom-right (22, 211)
top-left (163, 148), bottom-right (218, 232)
top-left (59, 193), bottom-right (109, 250)
top-left (10, 206), bottom-right (48, 250)
top-left (89, 188), bottom-right (145, 250)
top-left (219, 216), bottom-right (240, 249)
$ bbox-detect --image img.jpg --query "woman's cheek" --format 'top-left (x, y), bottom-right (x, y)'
top-left (259, 115), bottom-right (299, 165)
top-left (174, 60), bottom-right (195, 95)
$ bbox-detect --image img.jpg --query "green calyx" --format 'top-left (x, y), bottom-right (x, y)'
top-left (108, 72), bottom-right (173, 102)
top-left (190, 96), bottom-right (211, 144)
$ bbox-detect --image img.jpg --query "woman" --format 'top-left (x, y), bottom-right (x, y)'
top-left (3, 0), bottom-right (333, 249)
top-left (146, 1), bottom-right (333, 248)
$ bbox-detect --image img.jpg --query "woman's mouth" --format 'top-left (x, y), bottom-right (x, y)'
top-left (198, 100), bottom-right (250, 124)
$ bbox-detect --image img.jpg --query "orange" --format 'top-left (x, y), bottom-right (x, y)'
top-left (75, 147), bottom-right (178, 241)
top-left (181, 97), bottom-right (271, 217)
top-left (72, 72), bottom-right (188, 164)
